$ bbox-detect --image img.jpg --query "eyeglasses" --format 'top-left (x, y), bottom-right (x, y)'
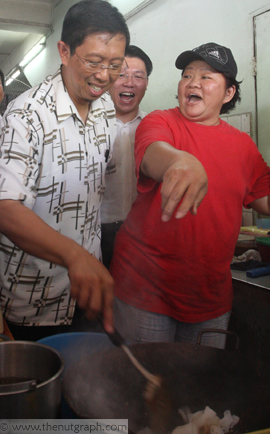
top-left (117, 72), bottom-right (147, 84)
top-left (75, 52), bottom-right (127, 76)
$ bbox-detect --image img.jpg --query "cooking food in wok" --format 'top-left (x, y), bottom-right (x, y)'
top-left (63, 341), bottom-right (270, 434)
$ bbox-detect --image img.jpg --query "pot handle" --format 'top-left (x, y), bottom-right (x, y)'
top-left (196, 328), bottom-right (240, 350)
top-left (0, 379), bottom-right (37, 394)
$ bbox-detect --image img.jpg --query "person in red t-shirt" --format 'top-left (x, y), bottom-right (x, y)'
top-left (110, 42), bottom-right (270, 348)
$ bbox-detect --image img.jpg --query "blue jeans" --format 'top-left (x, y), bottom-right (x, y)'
top-left (114, 297), bottom-right (231, 349)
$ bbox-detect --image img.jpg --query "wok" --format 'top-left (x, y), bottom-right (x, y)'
top-left (63, 334), bottom-right (270, 434)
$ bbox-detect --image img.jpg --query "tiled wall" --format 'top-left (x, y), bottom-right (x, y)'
top-left (221, 113), bottom-right (251, 135)
top-left (221, 113), bottom-right (254, 226)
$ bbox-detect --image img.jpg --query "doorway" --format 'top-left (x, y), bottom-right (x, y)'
top-left (254, 9), bottom-right (270, 166)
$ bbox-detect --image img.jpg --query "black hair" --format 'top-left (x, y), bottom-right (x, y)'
top-left (125, 45), bottom-right (153, 77)
top-left (61, 0), bottom-right (130, 55)
top-left (220, 76), bottom-right (242, 115)
top-left (0, 69), bottom-right (5, 90)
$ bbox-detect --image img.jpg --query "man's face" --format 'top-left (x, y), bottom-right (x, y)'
top-left (109, 56), bottom-right (148, 120)
top-left (0, 81), bottom-right (4, 105)
top-left (178, 60), bottom-right (235, 126)
top-left (58, 32), bottom-right (126, 108)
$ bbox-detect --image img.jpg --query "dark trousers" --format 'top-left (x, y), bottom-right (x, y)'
top-left (5, 305), bottom-right (104, 342)
top-left (101, 221), bottom-right (123, 269)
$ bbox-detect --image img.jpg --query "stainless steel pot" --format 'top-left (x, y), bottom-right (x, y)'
top-left (0, 339), bottom-right (64, 418)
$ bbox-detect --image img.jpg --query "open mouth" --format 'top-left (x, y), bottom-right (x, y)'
top-left (119, 92), bottom-right (135, 102)
top-left (187, 94), bottom-right (202, 103)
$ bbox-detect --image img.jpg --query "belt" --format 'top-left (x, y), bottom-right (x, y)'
top-left (102, 221), bottom-right (124, 229)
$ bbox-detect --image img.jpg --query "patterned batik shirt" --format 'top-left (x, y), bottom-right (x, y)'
top-left (0, 69), bottom-right (116, 326)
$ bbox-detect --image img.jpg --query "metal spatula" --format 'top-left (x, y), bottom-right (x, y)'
top-left (99, 317), bottom-right (173, 433)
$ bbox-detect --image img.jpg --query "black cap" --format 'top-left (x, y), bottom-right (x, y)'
top-left (175, 42), bottom-right (237, 79)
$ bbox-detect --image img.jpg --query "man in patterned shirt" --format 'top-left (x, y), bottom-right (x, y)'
top-left (0, 0), bottom-right (130, 340)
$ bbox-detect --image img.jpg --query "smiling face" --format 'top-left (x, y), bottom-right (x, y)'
top-left (58, 32), bottom-right (126, 119)
top-left (109, 56), bottom-right (148, 123)
top-left (178, 60), bottom-right (236, 126)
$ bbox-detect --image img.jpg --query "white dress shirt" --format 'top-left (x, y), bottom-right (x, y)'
top-left (101, 107), bottom-right (146, 223)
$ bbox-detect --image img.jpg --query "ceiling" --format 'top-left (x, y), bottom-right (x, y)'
top-left (0, 0), bottom-right (63, 71)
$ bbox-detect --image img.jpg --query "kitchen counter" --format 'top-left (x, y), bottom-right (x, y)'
top-left (231, 269), bottom-right (270, 290)
top-left (228, 269), bottom-right (270, 365)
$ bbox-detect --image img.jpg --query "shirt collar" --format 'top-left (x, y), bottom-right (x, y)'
top-left (136, 106), bottom-right (146, 120)
top-left (51, 68), bottom-right (115, 124)
top-left (116, 106), bottom-right (146, 125)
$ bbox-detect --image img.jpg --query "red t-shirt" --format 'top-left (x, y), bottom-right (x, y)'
top-left (110, 108), bottom-right (270, 322)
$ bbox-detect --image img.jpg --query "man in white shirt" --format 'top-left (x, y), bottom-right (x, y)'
top-left (101, 45), bottom-right (153, 269)
top-left (0, 0), bottom-right (129, 340)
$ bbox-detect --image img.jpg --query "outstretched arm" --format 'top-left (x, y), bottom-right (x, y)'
top-left (0, 199), bottom-right (114, 333)
top-left (141, 141), bottom-right (208, 222)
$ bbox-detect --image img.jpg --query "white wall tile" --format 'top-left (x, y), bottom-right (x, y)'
top-left (221, 112), bottom-right (251, 136)
top-left (226, 114), bottom-right (242, 130)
